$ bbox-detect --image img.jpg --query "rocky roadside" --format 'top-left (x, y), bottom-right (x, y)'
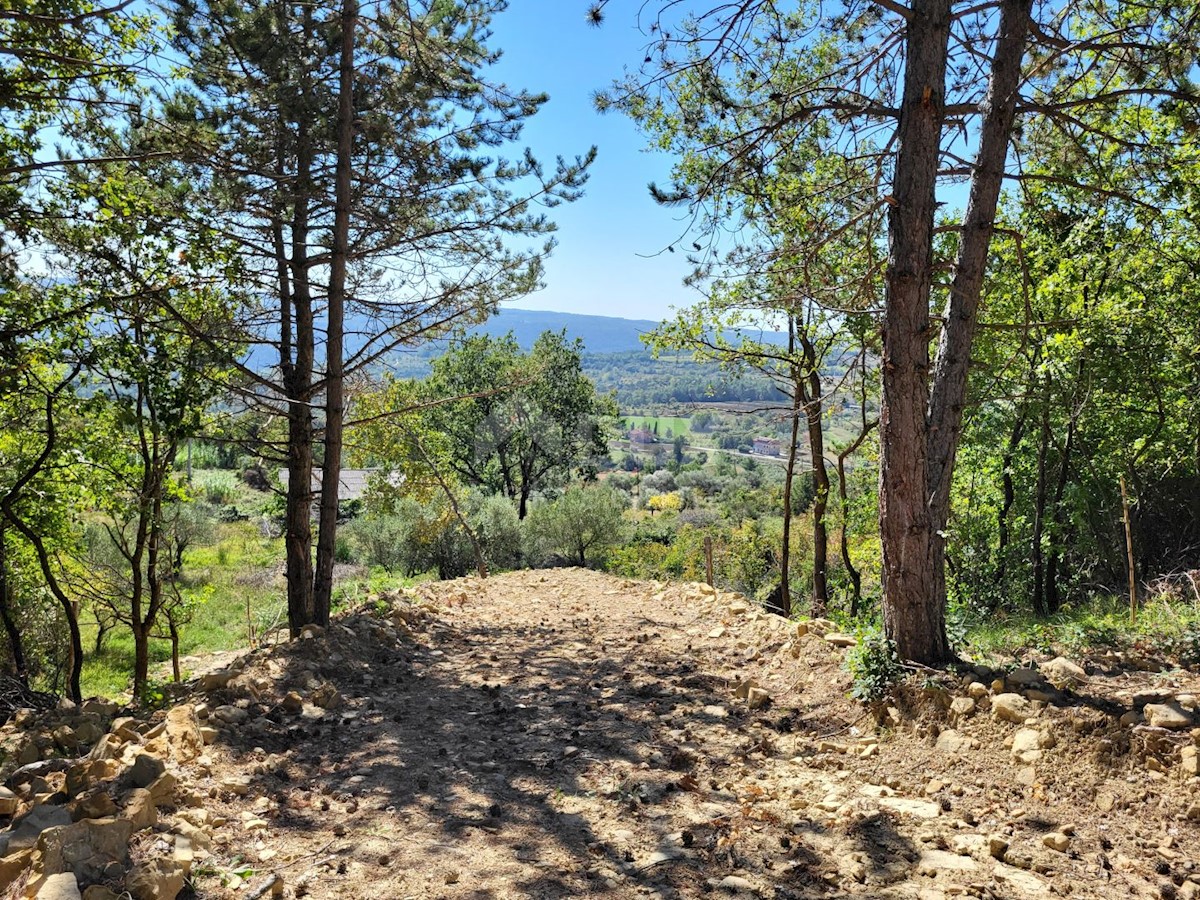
top-left (0, 572), bottom-right (1199, 898)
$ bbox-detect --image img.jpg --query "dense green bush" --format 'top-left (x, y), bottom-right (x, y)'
top-left (345, 493), bottom-right (525, 579)
top-left (472, 494), bottom-right (523, 571)
top-left (192, 470), bottom-right (241, 506)
top-left (525, 484), bottom-right (627, 568)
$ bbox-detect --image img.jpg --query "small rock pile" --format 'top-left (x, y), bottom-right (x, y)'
top-left (0, 589), bottom-right (439, 900)
top-left (0, 696), bottom-right (212, 900)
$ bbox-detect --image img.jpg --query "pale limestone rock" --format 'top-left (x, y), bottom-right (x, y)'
top-left (147, 772), bottom-right (179, 804)
top-left (916, 849), bottom-right (978, 876)
top-left (935, 729), bottom-right (978, 754)
top-left (1011, 728), bottom-right (1044, 764)
top-left (992, 693), bottom-right (1033, 724)
top-left (72, 790), bottom-right (117, 821)
top-left (1182, 745), bottom-right (1199, 776)
top-left (1042, 656), bottom-right (1086, 689)
top-left (823, 633), bottom-right (856, 648)
top-left (219, 775), bottom-right (251, 796)
top-left (1043, 832), bottom-right (1070, 852)
top-left (126, 858), bottom-right (186, 900)
top-left (32, 817), bottom-right (133, 884)
top-left (33, 872), bottom-right (82, 900)
top-left (123, 788), bottom-right (157, 831)
top-left (1145, 702), bottom-right (1194, 730)
top-left (949, 697), bottom-right (976, 718)
top-left (746, 687), bottom-right (771, 710)
top-left (310, 682), bottom-right (341, 710)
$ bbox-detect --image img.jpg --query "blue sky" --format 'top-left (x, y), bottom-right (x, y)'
top-left (486, 4), bottom-right (700, 321)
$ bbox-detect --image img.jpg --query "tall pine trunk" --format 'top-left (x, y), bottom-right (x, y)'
top-left (313, 0), bottom-right (356, 626)
top-left (284, 67), bottom-right (317, 635)
top-left (879, 0), bottom-right (951, 664)
top-left (883, 0), bottom-right (1031, 663)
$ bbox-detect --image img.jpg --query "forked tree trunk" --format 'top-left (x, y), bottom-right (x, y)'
top-left (883, 0), bottom-right (1031, 663)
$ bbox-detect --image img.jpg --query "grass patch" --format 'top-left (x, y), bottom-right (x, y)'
top-left (80, 520), bottom-right (418, 699)
top-left (623, 415), bottom-right (696, 440)
top-left (958, 592), bottom-right (1200, 664)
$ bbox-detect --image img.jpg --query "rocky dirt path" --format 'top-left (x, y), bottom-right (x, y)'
top-left (6, 568), bottom-right (1200, 899)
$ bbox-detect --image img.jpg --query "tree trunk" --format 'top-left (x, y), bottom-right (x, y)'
top-left (0, 390), bottom-right (84, 701)
top-left (992, 409), bottom-right (1027, 592)
top-left (1030, 399), bottom-right (1051, 617)
top-left (883, 0), bottom-right (1031, 663)
top-left (0, 525), bottom-right (28, 685)
top-left (779, 386), bottom-right (800, 619)
top-left (284, 91), bottom-right (317, 637)
top-left (1045, 399), bottom-right (1078, 614)
top-left (925, 0), bottom-right (1032, 621)
top-left (169, 618), bottom-right (181, 683)
top-left (313, 0), bottom-right (356, 627)
top-left (132, 621), bottom-right (149, 701)
top-left (800, 331), bottom-right (830, 616)
top-left (879, 0), bottom-right (951, 664)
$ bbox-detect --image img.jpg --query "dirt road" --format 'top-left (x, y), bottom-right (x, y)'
top-left (184, 569), bottom-right (1200, 899)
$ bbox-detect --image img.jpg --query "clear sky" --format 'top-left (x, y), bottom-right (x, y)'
top-left (485, 3), bottom-right (700, 322)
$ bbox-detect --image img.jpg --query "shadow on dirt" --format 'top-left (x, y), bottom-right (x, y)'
top-left (202, 603), bottom-right (821, 897)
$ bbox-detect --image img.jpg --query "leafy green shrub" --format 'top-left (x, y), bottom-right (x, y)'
top-left (341, 503), bottom-right (423, 573)
top-left (471, 494), bottom-right (523, 571)
top-left (193, 470), bottom-right (241, 506)
top-left (846, 629), bottom-right (902, 702)
top-left (525, 484), bottom-right (627, 568)
top-left (217, 504), bottom-right (247, 523)
top-left (344, 493), bottom-right (524, 579)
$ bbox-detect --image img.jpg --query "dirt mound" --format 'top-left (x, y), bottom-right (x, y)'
top-left (4, 569), bottom-right (1200, 899)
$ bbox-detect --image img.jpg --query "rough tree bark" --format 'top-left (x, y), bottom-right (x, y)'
top-left (884, 0), bottom-right (1032, 663)
top-left (313, 0), bottom-right (356, 627)
top-left (878, 0), bottom-right (952, 664)
top-left (283, 89), bottom-right (317, 637)
top-left (916, 0), bottom-right (1032, 657)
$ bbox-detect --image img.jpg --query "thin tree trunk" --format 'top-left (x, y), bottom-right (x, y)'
top-left (284, 78), bottom-right (317, 637)
top-left (169, 618), bottom-right (181, 683)
top-left (1030, 399), bottom-right (1051, 617)
top-left (879, 0), bottom-right (951, 664)
top-left (838, 397), bottom-right (877, 619)
top-left (799, 328), bottom-right (830, 616)
top-left (779, 383), bottom-right (800, 619)
top-left (0, 524), bottom-right (28, 685)
top-left (1045, 389), bottom-right (1079, 614)
top-left (313, 0), bottom-right (356, 626)
top-left (992, 410), bottom-right (1027, 592)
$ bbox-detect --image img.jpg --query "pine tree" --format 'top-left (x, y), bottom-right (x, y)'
top-left (168, 0), bottom-right (593, 632)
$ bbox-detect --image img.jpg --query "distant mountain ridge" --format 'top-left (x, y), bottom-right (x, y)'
top-left (473, 308), bottom-right (663, 354)
top-left (474, 308), bottom-right (788, 353)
